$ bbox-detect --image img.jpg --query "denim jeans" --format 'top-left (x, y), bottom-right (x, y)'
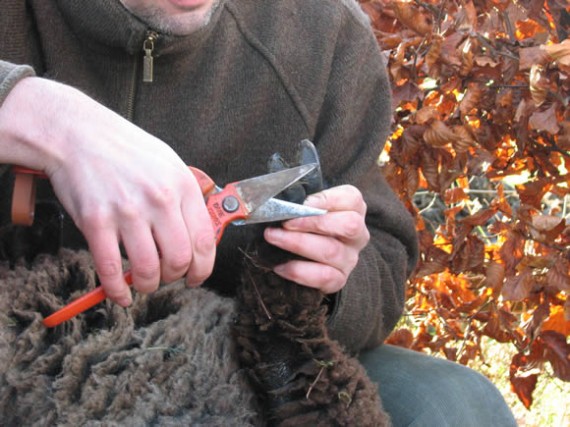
top-left (359, 345), bottom-right (518, 427)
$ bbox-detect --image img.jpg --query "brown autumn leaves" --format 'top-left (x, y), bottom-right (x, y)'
top-left (359, 0), bottom-right (570, 408)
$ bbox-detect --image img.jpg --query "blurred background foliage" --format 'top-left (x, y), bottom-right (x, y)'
top-left (358, 0), bottom-right (570, 414)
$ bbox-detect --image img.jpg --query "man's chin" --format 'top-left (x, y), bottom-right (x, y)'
top-left (165, 0), bottom-right (211, 12)
top-left (120, 0), bottom-right (219, 36)
top-left (159, 9), bottom-right (215, 35)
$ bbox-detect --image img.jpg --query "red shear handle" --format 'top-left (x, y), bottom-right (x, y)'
top-left (203, 185), bottom-right (249, 244)
top-left (41, 166), bottom-right (217, 328)
top-left (43, 271), bottom-right (134, 327)
top-left (188, 166), bottom-right (216, 195)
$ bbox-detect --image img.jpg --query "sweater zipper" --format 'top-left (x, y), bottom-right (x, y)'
top-left (125, 31), bottom-right (158, 121)
top-left (143, 31), bottom-right (158, 83)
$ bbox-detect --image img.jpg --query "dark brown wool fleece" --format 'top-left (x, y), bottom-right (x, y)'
top-left (0, 247), bottom-right (390, 426)
top-left (235, 243), bottom-right (390, 426)
top-left (0, 250), bottom-right (261, 426)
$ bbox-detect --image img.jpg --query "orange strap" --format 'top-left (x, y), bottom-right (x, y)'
top-left (10, 166), bottom-right (214, 227)
top-left (11, 172), bottom-right (37, 226)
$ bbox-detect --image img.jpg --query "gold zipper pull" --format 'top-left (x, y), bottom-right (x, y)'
top-left (143, 33), bottom-right (156, 83)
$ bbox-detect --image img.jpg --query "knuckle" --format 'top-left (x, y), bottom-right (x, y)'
top-left (189, 272), bottom-right (211, 286)
top-left (96, 259), bottom-right (122, 278)
top-left (323, 240), bottom-right (344, 263)
top-left (148, 186), bottom-right (176, 208)
top-left (345, 185), bottom-right (367, 210)
top-left (345, 252), bottom-right (359, 272)
top-left (186, 268), bottom-right (210, 286)
top-left (131, 260), bottom-right (160, 281)
top-left (164, 250), bottom-right (191, 275)
top-left (184, 229), bottom-right (216, 285)
top-left (343, 214), bottom-right (364, 239)
top-left (188, 258), bottom-right (216, 285)
top-left (305, 191), bottom-right (328, 209)
top-left (319, 268), bottom-right (343, 293)
top-left (134, 281), bottom-right (160, 294)
top-left (343, 184), bottom-right (361, 200)
top-left (361, 227), bottom-right (371, 245)
top-left (193, 229), bottom-right (216, 255)
top-left (318, 267), bottom-right (334, 284)
top-left (117, 202), bottom-right (140, 221)
top-left (79, 208), bottom-right (113, 231)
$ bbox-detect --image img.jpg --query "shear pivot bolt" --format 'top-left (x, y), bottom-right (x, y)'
top-left (222, 196), bottom-right (240, 213)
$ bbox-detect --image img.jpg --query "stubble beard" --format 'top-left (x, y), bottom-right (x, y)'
top-left (126, 0), bottom-right (221, 36)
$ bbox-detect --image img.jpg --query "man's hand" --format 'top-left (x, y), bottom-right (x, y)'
top-left (0, 77), bottom-right (217, 306)
top-left (263, 185), bottom-right (369, 294)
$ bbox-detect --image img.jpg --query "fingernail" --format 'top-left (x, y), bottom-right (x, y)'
top-left (273, 265), bottom-right (285, 275)
top-left (265, 227), bottom-right (283, 241)
top-left (304, 194), bottom-right (321, 206)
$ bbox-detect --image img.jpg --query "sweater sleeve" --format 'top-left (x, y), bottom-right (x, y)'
top-left (0, 60), bottom-right (35, 108)
top-left (315, 9), bottom-right (418, 353)
top-left (0, 60), bottom-right (35, 178)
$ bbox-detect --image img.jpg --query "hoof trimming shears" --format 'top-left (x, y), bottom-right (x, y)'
top-left (10, 164), bottom-right (325, 327)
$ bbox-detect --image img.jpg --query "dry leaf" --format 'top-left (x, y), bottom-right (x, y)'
top-left (484, 261), bottom-right (506, 291)
top-left (458, 37), bottom-right (475, 76)
top-left (455, 0), bottom-right (478, 31)
top-left (529, 64), bottom-right (549, 106)
top-left (386, 328), bottom-right (414, 348)
top-left (536, 216), bottom-right (561, 237)
top-left (510, 353), bottom-right (539, 410)
top-left (444, 187), bottom-right (468, 204)
top-left (502, 270), bottom-right (534, 301)
top-left (542, 38), bottom-right (570, 67)
top-left (519, 46), bottom-right (550, 70)
top-left (415, 106), bottom-right (440, 125)
top-left (424, 120), bottom-right (460, 147)
top-left (459, 82), bottom-right (484, 117)
top-left (540, 331), bottom-right (570, 381)
top-left (459, 207), bottom-right (498, 227)
top-left (392, 0), bottom-right (432, 36)
top-left (515, 19), bottom-right (546, 41)
top-left (517, 179), bottom-right (553, 209)
top-left (425, 35), bottom-right (443, 77)
top-left (545, 258), bottom-right (570, 293)
top-left (452, 125), bottom-right (477, 152)
top-left (556, 121), bottom-right (570, 150)
top-left (529, 104), bottom-right (561, 134)
top-left (542, 305), bottom-right (570, 335)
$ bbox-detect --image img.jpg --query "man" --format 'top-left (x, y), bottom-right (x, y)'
top-left (0, 0), bottom-right (516, 425)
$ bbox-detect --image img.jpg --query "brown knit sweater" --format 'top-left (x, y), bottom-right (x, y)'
top-left (0, 0), bottom-right (418, 353)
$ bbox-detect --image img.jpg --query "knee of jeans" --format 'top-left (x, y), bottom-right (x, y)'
top-left (408, 368), bottom-right (515, 427)
top-left (360, 346), bottom-right (517, 427)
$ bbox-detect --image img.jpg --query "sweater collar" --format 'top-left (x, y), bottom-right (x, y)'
top-left (56, 0), bottom-right (226, 56)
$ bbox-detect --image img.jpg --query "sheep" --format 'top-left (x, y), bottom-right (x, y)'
top-left (0, 242), bottom-right (390, 425)
top-left (0, 143), bottom-right (391, 425)
top-left (0, 249), bottom-right (261, 426)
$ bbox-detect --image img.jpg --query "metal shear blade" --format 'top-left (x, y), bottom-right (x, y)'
top-left (237, 198), bottom-right (326, 225)
top-left (233, 163), bottom-right (318, 214)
